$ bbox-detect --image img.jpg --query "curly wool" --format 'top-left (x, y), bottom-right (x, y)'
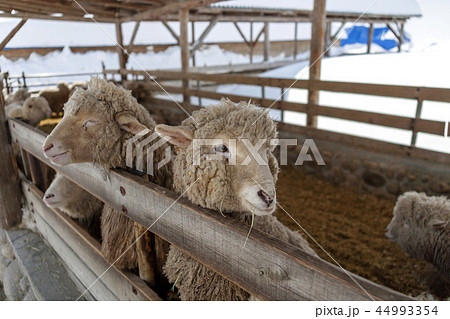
top-left (164, 99), bottom-right (316, 301)
top-left (390, 192), bottom-right (449, 282)
top-left (63, 78), bottom-right (172, 269)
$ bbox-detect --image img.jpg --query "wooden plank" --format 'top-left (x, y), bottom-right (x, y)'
top-left (161, 20), bottom-right (180, 44)
top-left (10, 119), bottom-right (412, 301)
top-left (0, 75), bottom-right (22, 229)
top-left (21, 178), bottom-right (161, 301)
top-left (307, 0), bottom-right (327, 127)
top-left (115, 21), bottom-right (127, 81)
top-left (367, 23), bottom-right (374, 54)
top-left (126, 21), bottom-right (141, 61)
top-left (279, 122), bottom-right (450, 164)
top-left (263, 22), bottom-right (270, 61)
top-left (0, 18), bottom-right (27, 51)
top-left (191, 16), bottom-right (219, 53)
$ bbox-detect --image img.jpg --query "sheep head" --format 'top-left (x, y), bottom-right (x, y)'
top-left (156, 99), bottom-right (279, 216)
top-left (42, 78), bottom-right (151, 168)
top-left (386, 191), bottom-right (450, 259)
top-left (22, 96), bottom-right (52, 126)
top-left (43, 173), bottom-right (102, 220)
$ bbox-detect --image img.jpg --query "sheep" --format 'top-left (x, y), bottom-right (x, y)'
top-left (69, 81), bottom-right (88, 97)
top-left (43, 173), bottom-right (103, 239)
top-left (42, 77), bottom-right (172, 271)
top-left (386, 191), bottom-right (449, 295)
top-left (5, 88), bottom-right (31, 105)
top-left (5, 96), bottom-right (52, 126)
top-left (155, 99), bottom-right (317, 301)
top-left (39, 82), bottom-right (70, 114)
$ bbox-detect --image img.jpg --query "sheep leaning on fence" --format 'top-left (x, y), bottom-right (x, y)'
top-left (156, 99), bottom-right (318, 301)
top-left (5, 96), bottom-right (52, 126)
top-left (386, 191), bottom-right (450, 289)
top-left (42, 77), bottom-right (172, 269)
top-left (39, 82), bottom-right (70, 114)
top-left (43, 173), bottom-right (103, 238)
top-left (5, 88), bottom-right (31, 105)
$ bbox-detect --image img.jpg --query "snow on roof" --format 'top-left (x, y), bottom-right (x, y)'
top-left (211, 0), bottom-right (422, 17)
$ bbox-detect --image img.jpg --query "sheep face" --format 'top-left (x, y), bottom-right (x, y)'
top-left (43, 174), bottom-right (90, 218)
top-left (386, 192), bottom-right (449, 259)
top-left (22, 97), bottom-right (52, 126)
top-left (42, 85), bottom-right (147, 167)
top-left (156, 100), bottom-right (279, 216)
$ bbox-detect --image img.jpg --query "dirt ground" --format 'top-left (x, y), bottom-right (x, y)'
top-left (275, 165), bottom-right (432, 298)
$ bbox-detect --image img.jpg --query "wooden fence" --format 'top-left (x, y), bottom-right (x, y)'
top-left (105, 69), bottom-right (450, 164)
top-left (7, 118), bottom-right (412, 301)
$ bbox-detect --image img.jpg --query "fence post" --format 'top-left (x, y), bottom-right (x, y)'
top-left (0, 74), bottom-right (23, 229)
top-left (179, 8), bottom-right (190, 109)
top-left (307, 0), bottom-right (327, 128)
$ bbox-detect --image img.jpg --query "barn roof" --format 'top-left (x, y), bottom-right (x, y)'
top-left (0, 0), bottom-right (421, 23)
top-left (211, 0), bottom-right (422, 18)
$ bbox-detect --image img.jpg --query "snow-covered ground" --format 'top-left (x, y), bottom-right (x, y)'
top-left (0, 0), bottom-right (448, 153)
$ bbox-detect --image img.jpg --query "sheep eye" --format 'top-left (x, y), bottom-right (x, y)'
top-left (215, 144), bottom-right (229, 153)
top-left (82, 120), bottom-right (99, 131)
top-left (28, 104), bottom-right (33, 108)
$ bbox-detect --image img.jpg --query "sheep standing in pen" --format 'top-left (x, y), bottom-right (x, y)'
top-left (4, 88), bottom-right (31, 105)
top-left (39, 82), bottom-right (70, 114)
top-left (42, 78), bottom-right (172, 272)
top-left (386, 191), bottom-right (449, 297)
top-left (5, 96), bottom-right (52, 126)
top-left (156, 99), bottom-right (318, 301)
top-left (43, 173), bottom-right (103, 239)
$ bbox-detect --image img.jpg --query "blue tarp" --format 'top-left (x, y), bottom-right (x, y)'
top-left (340, 26), bottom-right (410, 50)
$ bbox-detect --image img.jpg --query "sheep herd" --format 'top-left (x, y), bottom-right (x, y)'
top-left (4, 78), bottom-right (449, 300)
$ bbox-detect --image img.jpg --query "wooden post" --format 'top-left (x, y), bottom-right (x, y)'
top-left (410, 98), bottom-right (423, 147)
top-left (134, 223), bottom-right (156, 287)
top-left (125, 21), bottom-right (141, 64)
top-left (191, 21), bottom-right (196, 67)
top-left (249, 22), bottom-right (253, 63)
top-left (179, 8), bottom-right (190, 107)
top-left (367, 23), bottom-right (374, 54)
top-left (115, 20), bottom-right (127, 82)
top-left (26, 153), bottom-right (45, 191)
top-left (0, 18), bottom-right (27, 51)
top-left (0, 75), bottom-right (22, 229)
top-left (324, 21), bottom-right (331, 57)
top-left (293, 22), bottom-right (298, 60)
top-left (263, 22), bottom-right (270, 62)
top-left (398, 23), bottom-right (404, 52)
top-left (307, 0), bottom-right (327, 127)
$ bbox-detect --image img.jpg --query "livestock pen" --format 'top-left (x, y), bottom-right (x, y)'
top-left (0, 0), bottom-right (449, 302)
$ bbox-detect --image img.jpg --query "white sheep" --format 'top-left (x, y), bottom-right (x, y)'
top-left (156, 99), bottom-right (317, 300)
top-left (4, 88), bottom-right (31, 105)
top-left (386, 191), bottom-right (449, 293)
top-left (5, 96), bottom-right (52, 126)
top-left (43, 173), bottom-right (103, 237)
top-left (42, 78), bottom-right (172, 271)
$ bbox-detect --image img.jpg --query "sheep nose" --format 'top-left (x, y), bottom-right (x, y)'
top-left (258, 190), bottom-right (273, 206)
top-left (44, 193), bottom-right (55, 199)
top-left (43, 143), bottom-right (54, 152)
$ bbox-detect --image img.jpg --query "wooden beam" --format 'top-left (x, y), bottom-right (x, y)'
top-left (233, 22), bottom-right (250, 47)
top-left (126, 21), bottom-right (141, 63)
top-left (180, 8), bottom-right (190, 107)
top-left (161, 20), bottom-right (180, 44)
top-left (0, 75), bottom-right (22, 229)
top-left (307, 0), bottom-right (327, 127)
top-left (263, 22), bottom-right (270, 61)
top-left (22, 179), bottom-right (161, 301)
top-left (293, 22), bottom-right (298, 59)
top-left (398, 23), bottom-right (405, 52)
top-left (10, 120), bottom-right (413, 301)
top-left (191, 21), bottom-right (196, 66)
top-left (0, 18), bottom-right (27, 51)
top-left (115, 21), bottom-right (127, 81)
top-left (122, 0), bottom-right (219, 22)
top-left (330, 22), bottom-right (345, 42)
top-left (367, 23), bottom-right (374, 54)
top-left (190, 16), bottom-right (219, 53)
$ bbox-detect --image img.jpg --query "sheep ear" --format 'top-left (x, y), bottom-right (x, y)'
top-left (116, 113), bottom-right (147, 135)
top-left (155, 124), bottom-right (194, 148)
top-left (428, 219), bottom-right (449, 231)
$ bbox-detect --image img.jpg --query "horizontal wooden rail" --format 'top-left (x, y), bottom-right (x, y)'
top-left (10, 118), bottom-right (412, 301)
top-left (107, 69), bottom-right (450, 103)
top-left (21, 177), bottom-right (161, 301)
top-left (147, 84), bottom-right (446, 136)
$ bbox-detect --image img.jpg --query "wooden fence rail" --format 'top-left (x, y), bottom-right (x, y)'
top-left (9, 118), bottom-right (412, 301)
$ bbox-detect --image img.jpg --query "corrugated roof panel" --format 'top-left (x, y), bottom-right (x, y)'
top-left (211, 0), bottom-right (422, 17)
